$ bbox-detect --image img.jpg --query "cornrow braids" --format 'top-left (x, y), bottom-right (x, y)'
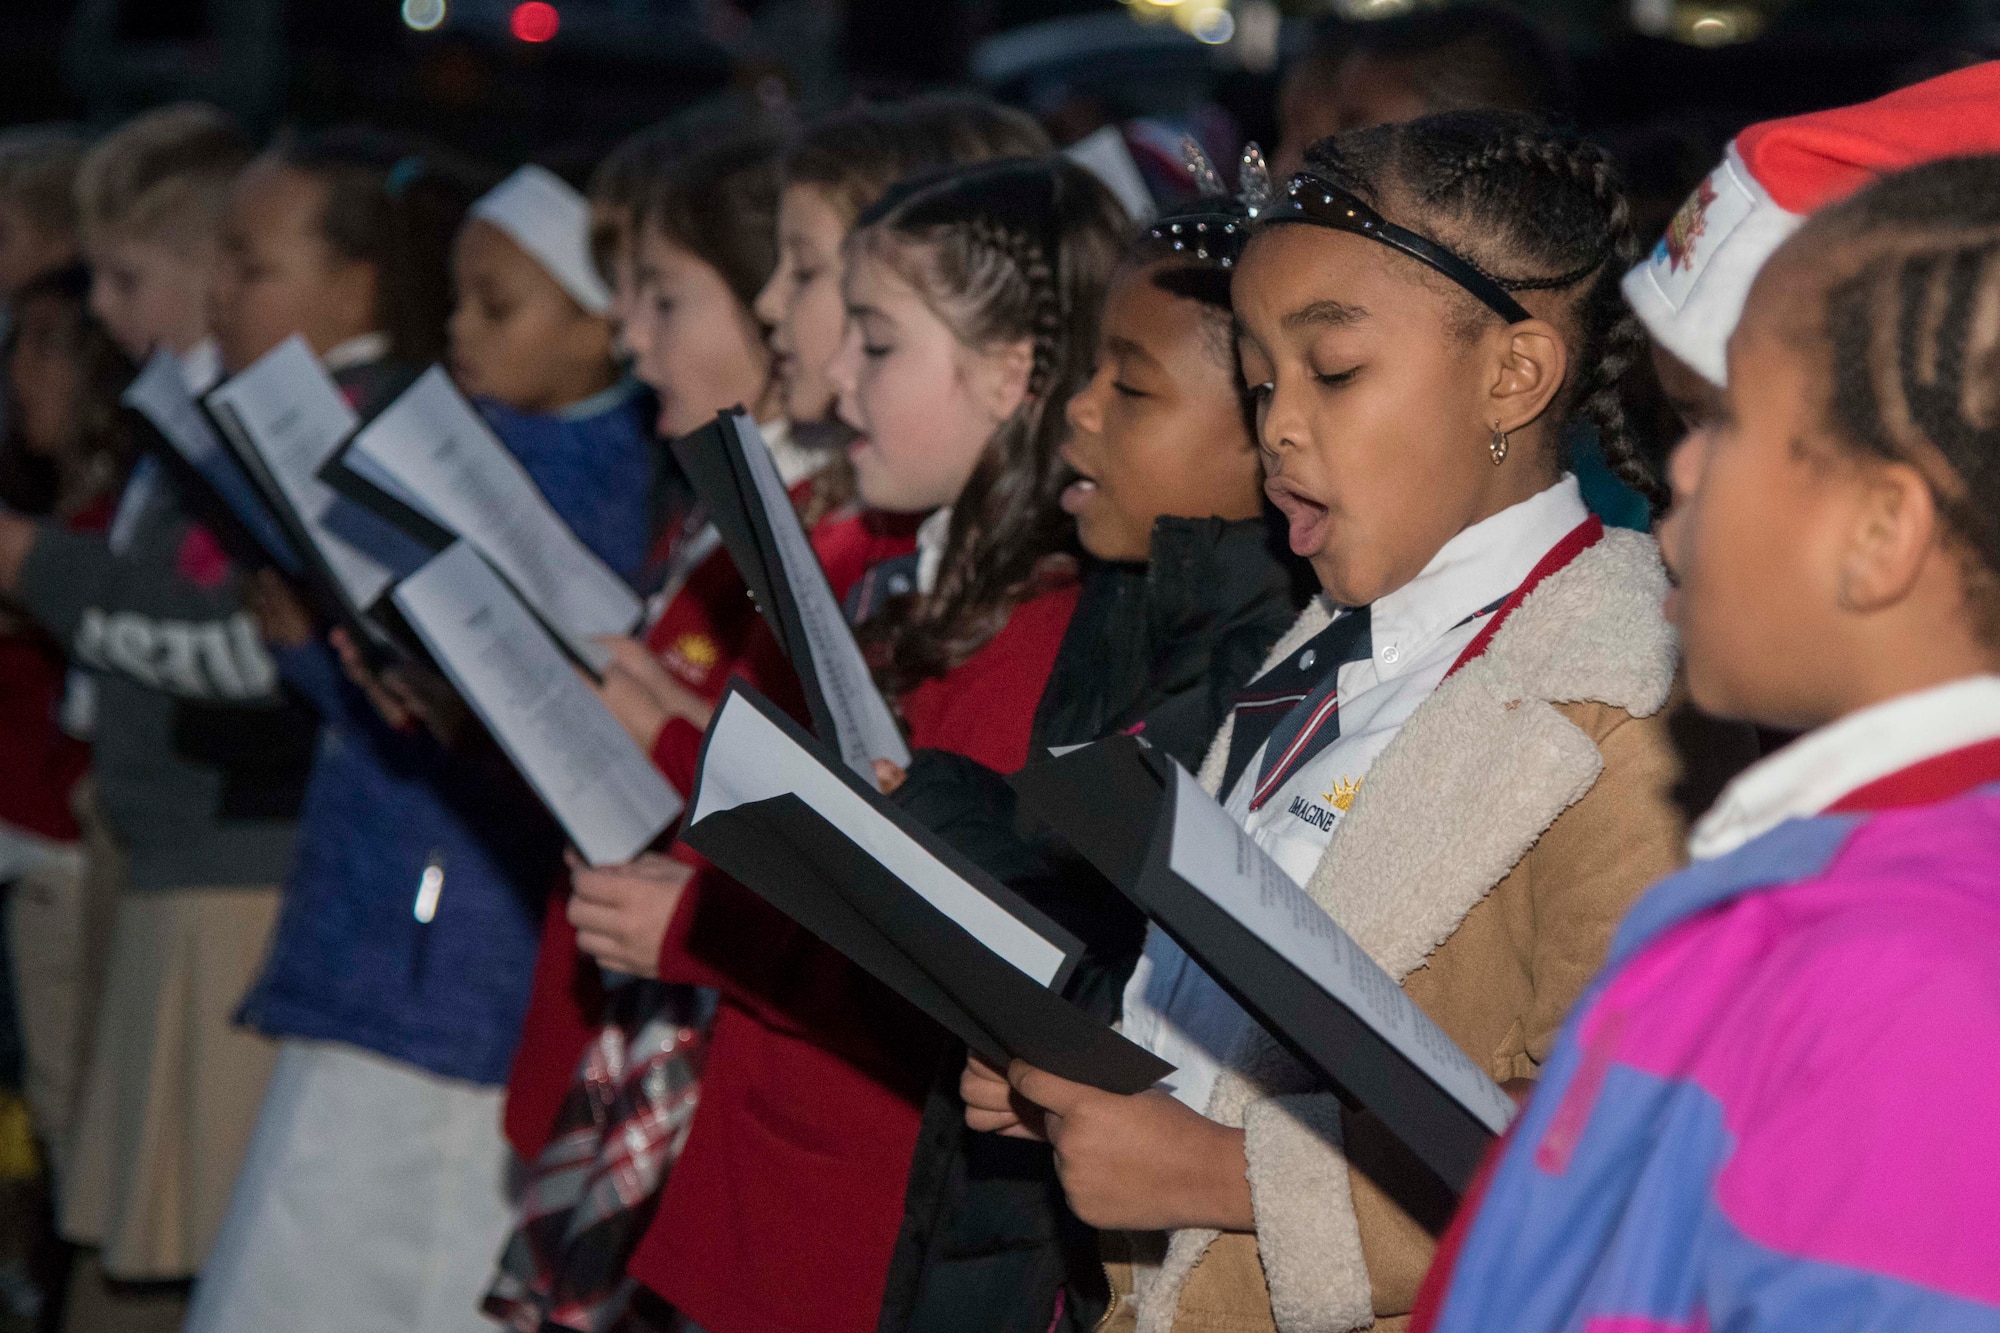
top-left (849, 158), bottom-right (1130, 698)
top-left (1301, 110), bottom-right (1671, 510)
top-left (1805, 155), bottom-right (2000, 634)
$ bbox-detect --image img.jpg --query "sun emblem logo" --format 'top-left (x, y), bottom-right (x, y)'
top-left (1322, 777), bottom-right (1361, 812)
top-left (673, 633), bottom-right (720, 669)
top-left (1664, 176), bottom-right (1719, 273)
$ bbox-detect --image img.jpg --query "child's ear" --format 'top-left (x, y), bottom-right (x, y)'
top-left (1485, 318), bottom-right (1570, 436)
top-left (1834, 459), bottom-right (1940, 615)
top-left (970, 336), bottom-right (1036, 426)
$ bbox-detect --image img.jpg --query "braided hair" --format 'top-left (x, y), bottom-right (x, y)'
top-left (1301, 110), bottom-right (1670, 509)
top-left (1802, 155), bottom-right (2000, 642)
top-left (850, 158), bottom-right (1129, 697)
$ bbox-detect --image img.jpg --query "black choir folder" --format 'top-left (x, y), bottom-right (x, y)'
top-left (670, 410), bottom-right (909, 779)
top-left (679, 682), bottom-right (1171, 1095)
top-left (1012, 737), bottom-right (1518, 1193)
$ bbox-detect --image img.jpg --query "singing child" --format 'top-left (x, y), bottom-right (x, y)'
top-left (966, 111), bottom-right (1753, 1333)
top-left (0, 126), bottom-right (84, 304)
top-left (493, 120), bottom-right (788, 1207)
top-left (450, 165), bottom-right (650, 572)
top-left (565, 157), bottom-right (1127, 1333)
top-left (880, 158), bottom-right (1315, 1333)
top-left (496, 101), bottom-right (1053, 1332)
top-left (187, 133), bottom-right (639, 1333)
top-left (1271, 4), bottom-right (1568, 175)
top-left (0, 264), bottom-right (132, 1184)
top-left (507, 92), bottom-right (1046, 1079)
top-left (1412, 148), bottom-right (2000, 1333)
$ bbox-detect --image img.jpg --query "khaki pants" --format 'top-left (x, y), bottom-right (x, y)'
top-left (60, 883), bottom-right (281, 1281)
top-left (5, 777), bottom-right (120, 1186)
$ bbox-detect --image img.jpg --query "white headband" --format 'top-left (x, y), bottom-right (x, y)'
top-left (469, 165), bottom-right (612, 315)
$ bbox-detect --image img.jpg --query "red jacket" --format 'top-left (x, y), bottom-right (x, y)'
top-left (0, 634), bottom-right (89, 841)
top-left (628, 581), bottom-right (1081, 1333)
top-left (0, 495), bottom-right (113, 843)
top-left (502, 502), bottom-right (917, 1158)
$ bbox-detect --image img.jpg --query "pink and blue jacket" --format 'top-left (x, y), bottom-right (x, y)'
top-left (1417, 742), bottom-right (2000, 1332)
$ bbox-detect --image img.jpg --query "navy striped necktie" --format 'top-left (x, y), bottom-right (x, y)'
top-left (1220, 606), bottom-right (1373, 809)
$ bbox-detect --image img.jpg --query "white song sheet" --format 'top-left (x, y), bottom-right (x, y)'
top-left (391, 542), bottom-right (681, 866)
top-left (1165, 764), bottom-right (1518, 1134)
top-left (691, 690), bottom-right (1064, 985)
top-left (729, 413), bottom-right (910, 775)
top-left (123, 349), bottom-right (302, 573)
top-left (204, 336), bottom-right (431, 611)
top-left (351, 368), bottom-right (642, 673)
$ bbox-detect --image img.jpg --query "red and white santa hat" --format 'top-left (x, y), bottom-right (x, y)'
top-left (1622, 61), bottom-right (2000, 387)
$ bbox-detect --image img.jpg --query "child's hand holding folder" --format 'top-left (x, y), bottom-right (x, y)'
top-left (565, 849), bottom-right (693, 980)
top-left (969, 1054), bottom-right (1256, 1233)
top-left (590, 634), bottom-right (715, 751)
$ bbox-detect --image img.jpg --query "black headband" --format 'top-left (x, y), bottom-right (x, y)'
top-left (1261, 172), bottom-right (1612, 326)
top-left (1143, 213), bottom-right (1248, 267)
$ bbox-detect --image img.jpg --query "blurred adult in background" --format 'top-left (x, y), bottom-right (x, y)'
top-left (1272, 6), bottom-right (1574, 176)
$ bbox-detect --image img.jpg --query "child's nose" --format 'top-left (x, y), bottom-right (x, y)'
top-left (1065, 371), bottom-right (1105, 433)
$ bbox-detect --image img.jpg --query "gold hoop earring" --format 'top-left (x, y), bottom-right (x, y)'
top-left (1489, 423), bottom-right (1509, 466)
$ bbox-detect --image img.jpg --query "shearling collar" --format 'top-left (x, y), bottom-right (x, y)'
top-left (1140, 528), bottom-right (1678, 1333)
top-left (1204, 526), bottom-right (1672, 984)
top-left (1294, 526), bottom-right (1673, 981)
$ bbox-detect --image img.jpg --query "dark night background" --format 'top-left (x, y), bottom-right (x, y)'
top-left (5, 0), bottom-right (1997, 195)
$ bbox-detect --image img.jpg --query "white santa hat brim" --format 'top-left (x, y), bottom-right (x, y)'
top-left (1623, 60), bottom-right (2000, 388)
top-left (470, 164), bottom-right (611, 316)
top-left (1621, 144), bottom-right (1802, 388)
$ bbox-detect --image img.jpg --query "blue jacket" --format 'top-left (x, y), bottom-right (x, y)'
top-left (1423, 777), bottom-right (2000, 1332)
top-left (239, 381), bottom-right (653, 1085)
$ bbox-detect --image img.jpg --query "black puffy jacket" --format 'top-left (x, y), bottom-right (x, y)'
top-left (877, 512), bottom-right (1312, 1333)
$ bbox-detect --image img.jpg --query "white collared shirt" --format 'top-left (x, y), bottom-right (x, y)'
top-left (760, 417), bottom-right (822, 491)
top-left (1689, 674), bottom-right (2000, 861)
top-left (321, 330), bottom-right (391, 374)
top-left (1122, 475), bottom-right (1593, 1110)
top-left (178, 337), bottom-right (223, 395)
top-left (914, 506), bottom-right (952, 597)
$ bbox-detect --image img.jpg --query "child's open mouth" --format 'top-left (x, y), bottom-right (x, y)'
top-left (1059, 470), bottom-right (1099, 515)
top-left (1057, 445), bottom-right (1100, 515)
top-left (1265, 477), bottom-right (1329, 555)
